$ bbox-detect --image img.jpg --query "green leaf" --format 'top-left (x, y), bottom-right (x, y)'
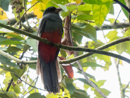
top-left (0, 35), bottom-right (7, 42)
top-left (0, 20), bottom-right (7, 25)
top-left (57, 4), bottom-right (68, 12)
top-left (7, 46), bottom-right (21, 53)
top-left (0, 40), bottom-right (23, 45)
top-left (0, 90), bottom-right (17, 98)
top-left (109, 3), bottom-right (114, 15)
top-left (0, 55), bottom-right (20, 69)
top-left (116, 42), bottom-right (127, 54)
top-left (78, 71), bottom-right (95, 80)
top-left (71, 23), bottom-right (96, 42)
top-left (83, 0), bottom-right (113, 4)
top-left (96, 80), bottom-right (106, 87)
top-left (120, 0), bottom-right (128, 19)
top-left (28, 64), bottom-right (36, 70)
top-left (105, 30), bottom-right (118, 42)
top-left (92, 3), bottom-right (111, 27)
top-left (60, 49), bottom-right (66, 58)
top-left (67, 5), bottom-right (77, 12)
top-left (11, 85), bottom-right (21, 94)
top-left (124, 27), bottom-right (130, 37)
top-left (6, 33), bottom-right (24, 40)
top-left (78, 4), bottom-right (92, 11)
top-left (81, 62), bottom-right (104, 68)
top-left (0, 0), bottom-right (9, 11)
top-left (27, 93), bottom-right (46, 98)
top-left (77, 15), bottom-right (93, 20)
top-left (26, 38), bottom-right (37, 52)
top-left (71, 89), bottom-right (90, 98)
top-left (66, 83), bottom-right (76, 95)
top-left (11, 66), bottom-right (27, 81)
top-left (77, 78), bottom-right (98, 87)
top-left (94, 88), bottom-right (110, 97)
top-left (65, 77), bottom-right (76, 95)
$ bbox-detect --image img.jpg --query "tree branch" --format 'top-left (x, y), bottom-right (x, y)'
top-left (0, 23), bottom-right (130, 64)
top-left (7, 12), bottom-right (36, 25)
top-left (6, 78), bottom-right (13, 92)
top-left (95, 22), bottom-right (129, 30)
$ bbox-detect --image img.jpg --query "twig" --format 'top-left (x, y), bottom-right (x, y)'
top-left (14, 74), bottom-right (45, 91)
top-left (6, 78), bottom-right (13, 92)
top-left (114, 0), bottom-right (130, 13)
top-left (114, 10), bottom-right (121, 24)
top-left (14, 1), bottom-right (39, 27)
top-left (77, 61), bottom-right (107, 98)
top-left (115, 59), bottom-right (124, 98)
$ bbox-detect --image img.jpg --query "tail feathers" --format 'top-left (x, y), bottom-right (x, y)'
top-left (37, 57), bottom-right (59, 93)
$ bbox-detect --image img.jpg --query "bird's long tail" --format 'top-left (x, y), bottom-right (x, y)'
top-left (36, 56), bottom-right (60, 93)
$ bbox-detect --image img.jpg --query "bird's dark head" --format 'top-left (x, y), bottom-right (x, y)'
top-left (43, 7), bottom-right (62, 15)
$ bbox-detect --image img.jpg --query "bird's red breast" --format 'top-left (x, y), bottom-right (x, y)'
top-left (39, 30), bottom-right (62, 63)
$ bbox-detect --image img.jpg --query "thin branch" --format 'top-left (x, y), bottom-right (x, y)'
top-left (7, 12), bottom-right (36, 25)
top-left (123, 81), bottom-right (130, 90)
top-left (14, 1), bottom-right (39, 27)
top-left (114, 0), bottom-right (130, 13)
top-left (95, 22), bottom-right (129, 30)
top-left (14, 74), bottom-right (45, 91)
top-left (6, 78), bottom-right (13, 92)
top-left (114, 10), bottom-right (121, 24)
top-left (0, 23), bottom-right (130, 64)
top-left (77, 61), bottom-right (107, 98)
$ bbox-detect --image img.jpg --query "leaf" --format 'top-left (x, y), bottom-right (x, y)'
top-left (96, 80), bottom-right (106, 87)
top-left (0, 55), bottom-right (20, 69)
top-left (109, 3), bottom-right (114, 15)
top-left (31, 0), bottom-right (48, 18)
top-left (11, 66), bottom-right (27, 81)
top-left (81, 62), bottom-right (104, 68)
top-left (105, 30), bottom-right (118, 42)
top-left (74, 0), bottom-right (82, 4)
top-left (60, 49), bottom-right (66, 58)
top-left (27, 93), bottom-right (46, 98)
top-left (94, 88), bottom-right (110, 97)
top-left (71, 23), bottom-right (96, 42)
top-left (77, 15), bottom-right (93, 20)
top-left (46, 93), bottom-right (58, 98)
top-left (77, 71), bottom-right (95, 80)
top-left (57, 4), bottom-right (68, 12)
top-left (92, 3), bottom-right (111, 27)
top-left (67, 5), bottom-right (77, 12)
top-left (26, 38), bottom-right (37, 52)
top-left (0, 0), bottom-right (9, 11)
top-left (0, 7), bottom-right (8, 20)
top-left (77, 78), bottom-right (98, 87)
top-left (0, 90), bottom-right (17, 98)
top-left (6, 33), bottom-right (24, 40)
top-left (116, 42), bottom-right (127, 54)
top-left (11, 84), bottom-right (21, 94)
top-left (71, 89), bottom-right (90, 98)
top-left (78, 4), bottom-right (92, 11)
top-left (120, 0), bottom-right (129, 19)
top-left (65, 77), bottom-right (76, 95)
top-left (7, 46), bottom-right (21, 53)
top-left (0, 40), bottom-right (23, 45)
top-left (83, 0), bottom-right (113, 4)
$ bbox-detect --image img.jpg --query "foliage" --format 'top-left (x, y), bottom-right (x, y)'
top-left (0, 0), bottom-right (130, 98)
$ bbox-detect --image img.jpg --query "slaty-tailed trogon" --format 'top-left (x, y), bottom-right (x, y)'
top-left (36, 7), bottom-right (63, 93)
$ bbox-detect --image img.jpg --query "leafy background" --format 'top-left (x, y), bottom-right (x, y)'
top-left (0, 0), bottom-right (130, 98)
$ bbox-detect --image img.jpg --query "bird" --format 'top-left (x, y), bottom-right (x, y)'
top-left (36, 6), bottom-right (63, 93)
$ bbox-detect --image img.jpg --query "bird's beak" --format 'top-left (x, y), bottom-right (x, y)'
top-left (55, 8), bottom-right (62, 12)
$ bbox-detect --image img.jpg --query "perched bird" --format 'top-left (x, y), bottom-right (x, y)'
top-left (36, 7), bottom-right (63, 93)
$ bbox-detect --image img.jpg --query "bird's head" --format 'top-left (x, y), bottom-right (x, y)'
top-left (43, 7), bottom-right (62, 15)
